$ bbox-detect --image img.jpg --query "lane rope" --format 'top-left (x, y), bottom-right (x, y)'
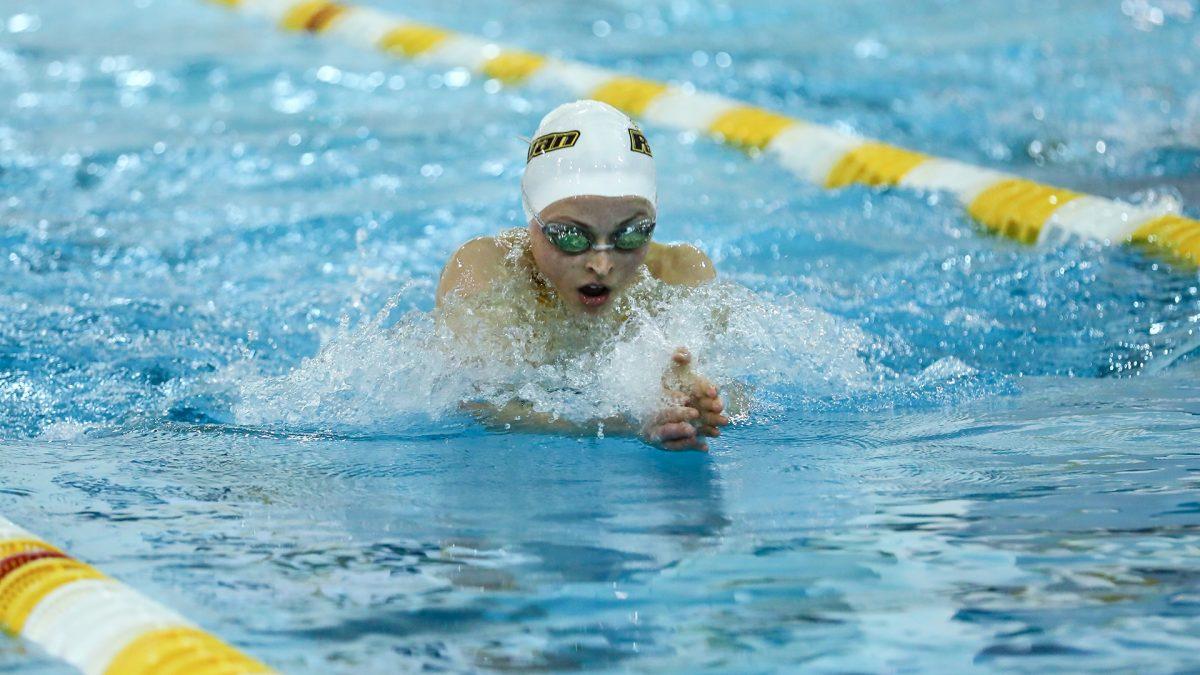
top-left (0, 515), bottom-right (273, 675)
top-left (204, 0), bottom-right (1200, 267)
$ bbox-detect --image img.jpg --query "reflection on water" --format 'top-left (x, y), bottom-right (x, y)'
top-left (3, 373), bottom-right (1200, 670)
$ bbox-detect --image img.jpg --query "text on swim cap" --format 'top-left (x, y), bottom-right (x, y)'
top-left (628, 129), bottom-right (652, 157)
top-left (527, 130), bottom-right (581, 162)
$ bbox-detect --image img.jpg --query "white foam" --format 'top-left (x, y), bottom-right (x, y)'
top-left (37, 420), bottom-right (93, 441)
top-left (232, 271), bottom-right (880, 431)
top-left (916, 356), bottom-right (977, 383)
top-left (233, 304), bottom-right (469, 429)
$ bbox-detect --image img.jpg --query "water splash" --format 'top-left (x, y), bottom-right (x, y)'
top-left (231, 275), bottom-right (885, 433)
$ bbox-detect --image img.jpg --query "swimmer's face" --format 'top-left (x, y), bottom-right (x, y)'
top-left (528, 195), bottom-right (655, 315)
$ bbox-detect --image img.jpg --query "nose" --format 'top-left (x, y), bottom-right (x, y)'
top-left (585, 250), bottom-right (613, 277)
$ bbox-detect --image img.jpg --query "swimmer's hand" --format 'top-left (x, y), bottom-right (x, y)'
top-left (641, 348), bottom-right (730, 452)
top-left (640, 398), bottom-right (706, 451)
top-left (670, 347), bottom-right (731, 439)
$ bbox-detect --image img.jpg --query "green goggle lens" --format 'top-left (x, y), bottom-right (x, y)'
top-left (546, 227), bottom-right (591, 253)
top-left (612, 227), bottom-right (653, 250)
top-left (543, 220), bottom-right (655, 254)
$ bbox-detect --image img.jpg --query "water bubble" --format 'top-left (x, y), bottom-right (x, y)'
top-left (315, 65), bottom-right (342, 84)
top-left (120, 69), bottom-right (154, 89)
top-left (853, 38), bottom-right (888, 59)
top-left (443, 68), bottom-right (471, 89)
top-left (7, 13), bottom-right (41, 33)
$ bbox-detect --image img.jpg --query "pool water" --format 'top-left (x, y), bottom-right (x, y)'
top-left (3, 0), bottom-right (1200, 671)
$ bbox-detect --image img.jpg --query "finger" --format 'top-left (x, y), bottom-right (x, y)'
top-left (662, 438), bottom-right (707, 452)
top-left (662, 406), bottom-right (700, 425)
top-left (655, 421), bottom-right (697, 442)
top-left (668, 350), bottom-right (693, 386)
top-left (702, 409), bottom-right (729, 423)
top-left (653, 406), bottom-right (699, 426)
top-left (691, 372), bottom-right (715, 398)
top-left (690, 377), bottom-right (717, 400)
top-left (696, 397), bottom-right (724, 413)
top-left (662, 389), bottom-right (690, 407)
top-left (671, 347), bottom-right (691, 365)
top-left (669, 432), bottom-right (708, 451)
top-left (698, 425), bottom-right (721, 437)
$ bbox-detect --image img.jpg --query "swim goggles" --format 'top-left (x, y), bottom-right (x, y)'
top-left (522, 185), bottom-right (656, 255)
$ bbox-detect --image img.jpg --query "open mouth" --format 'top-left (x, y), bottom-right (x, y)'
top-left (577, 283), bottom-right (611, 308)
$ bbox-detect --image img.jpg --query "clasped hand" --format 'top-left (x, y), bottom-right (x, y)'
top-left (641, 347), bottom-right (730, 451)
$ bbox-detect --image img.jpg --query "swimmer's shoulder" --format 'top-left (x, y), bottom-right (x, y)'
top-left (436, 233), bottom-right (517, 306)
top-left (645, 241), bottom-right (716, 286)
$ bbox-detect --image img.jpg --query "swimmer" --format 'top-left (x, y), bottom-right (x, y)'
top-left (436, 100), bottom-right (730, 451)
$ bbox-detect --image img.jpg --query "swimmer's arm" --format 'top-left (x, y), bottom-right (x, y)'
top-left (645, 242), bottom-right (716, 286)
top-left (460, 401), bottom-right (640, 436)
top-left (461, 400), bottom-right (710, 450)
top-left (463, 387), bottom-right (719, 451)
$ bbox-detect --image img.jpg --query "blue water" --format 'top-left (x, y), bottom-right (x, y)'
top-left (3, 0), bottom-right (1200, 672)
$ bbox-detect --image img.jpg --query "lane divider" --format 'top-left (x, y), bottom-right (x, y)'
top-left (207, 0), bottom-right (1200, 266)
top-left (0, 515), bottom-right (272, 675)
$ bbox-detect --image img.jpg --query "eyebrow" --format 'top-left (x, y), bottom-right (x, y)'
top-left (551, 216), bottom-right (590, 228)
top-left (546, 210), bottom-right (653, 231)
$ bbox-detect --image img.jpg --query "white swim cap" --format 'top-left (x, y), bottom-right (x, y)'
top-left (521, 99), bottom-right (657, 222)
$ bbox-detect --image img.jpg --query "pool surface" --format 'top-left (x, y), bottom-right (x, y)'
top-left (3, 0), bottom-right (1200, 671)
